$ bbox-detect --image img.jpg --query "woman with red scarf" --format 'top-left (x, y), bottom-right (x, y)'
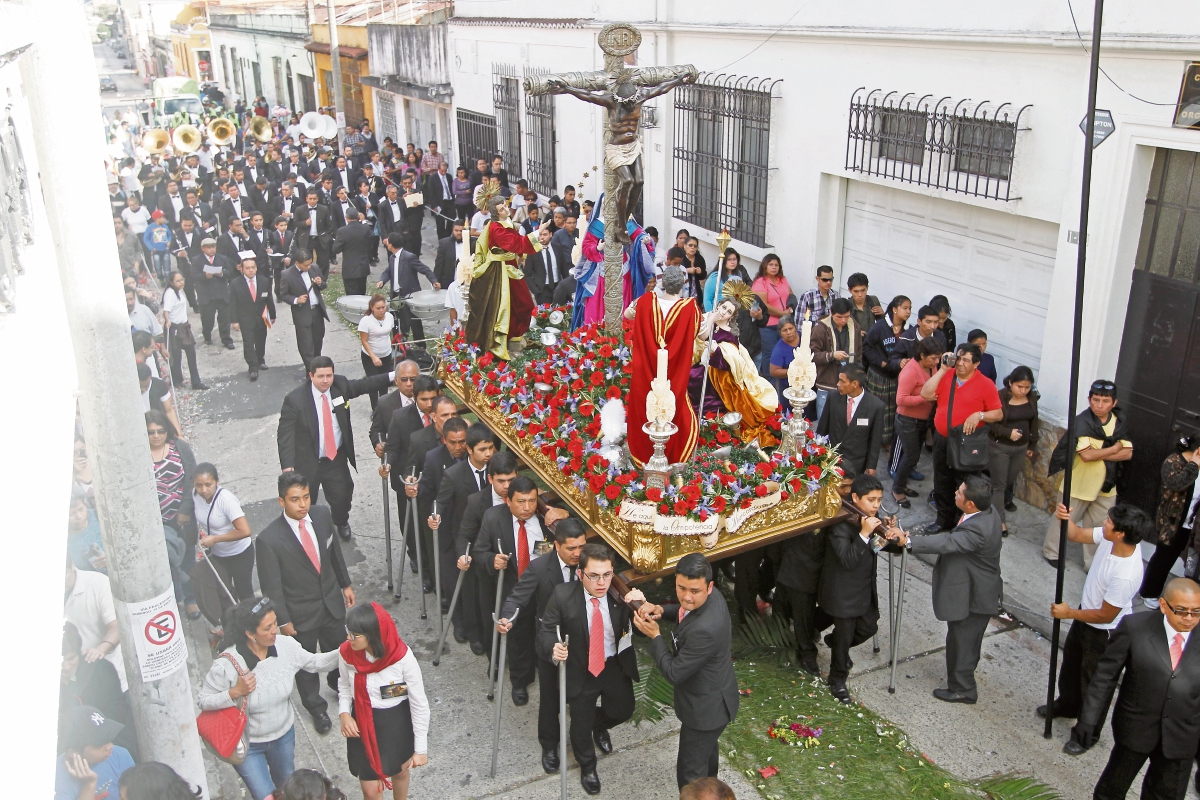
top-left (338, 603), bottom-right (429, 799)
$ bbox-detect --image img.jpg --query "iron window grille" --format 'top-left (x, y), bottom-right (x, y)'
top-left (456, 108), bottom-right (497, 173)
top-left (492, 64), bottom-right (522, 182)
top-left (846, 89), bottom-right (1031, 202)
top-left (523, 66), bottom-right (556, 197)
top-left (672, 74), bottom-right (778, 249)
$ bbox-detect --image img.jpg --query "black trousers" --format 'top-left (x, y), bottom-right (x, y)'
top-left (507, 609), bottom-right (537, 689)
top-left (537, 657), bottom-right (560, 751)
top-left (677, 724), bottom-right (724, 789)
top-left (396, 301), bottom-right (426, 343)
top-left (777, 584), bottom-right (831, 663)
top-left (401, 228), bottom-right (421, 256)
top-left (168, 328), bottom-right (203, 387)
top-left (240, 319), bottom-right (268, 369)
top-left (945, 612), bottom-right (991, 700)
top-left (313, 241), bottom-right (331, 275)
top-left (360, 352), bottom-right (394, 410)
top-left (732, 547), bottom-right (780, 623)
top-left (437, 519), bottom-right (460, 614)
top-left (271, 257), bottom-right (287, 299)
top-left (293, 314), bottom-right (326, 368)
top-left (395, 487), bottom-right (434, 582)
top-left (211, 544), bottom-right (257, 601)
top-left (891, 414), bottom-right (928, 495)
top-left (1056, 620), bottom-right (1113, 726)
top-left (932, 432), bottom-right (975, 529)
top-left (567, 657), bottom-right (634, 773)
top-left (293, 609), bottom-right (344, 717)
top-left (1142, 523), bottom-right (1191, 601)
top-left (199, 299), bottom-right (233, 345)
top-left (1093, 741), bottom-right (1191, 800)
top-left (434, 205), bottom-right (454, 240)
top-left (179, 259), bottom-right (200, 310)
top-left (828, 611), bottom-right (879, 686)
top-left (454, 559), bottom-right (483, 646)
top-left (193, 543), bottom-right (257, 626)
top-left (344, 276), bottom-right (367, 297)
top-left (313, 453), bottom-right (354, 527)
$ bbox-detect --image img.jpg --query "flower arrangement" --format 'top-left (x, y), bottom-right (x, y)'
top-left (438, 317), bottom-right (842, 528)
top-left (767, 719), bottom-right (823, 748)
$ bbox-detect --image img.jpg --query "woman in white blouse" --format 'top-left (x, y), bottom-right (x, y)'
top-left (339, 603), bottom-right (429, 800)
top-left (192, 464), bottom-right (255, 625)
top-left (357, 294), bottom-right (395, 410)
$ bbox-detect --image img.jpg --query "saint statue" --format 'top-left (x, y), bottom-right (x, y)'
top-left (463, 186), bottom-right (540, 360)
top-left (689, 279), bottom-right (780, 447)
top-left (624, 265), bottom-right (701, 465)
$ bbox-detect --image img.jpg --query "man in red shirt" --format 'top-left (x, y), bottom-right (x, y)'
top-left (920, 343), bottom-right (1003, 532)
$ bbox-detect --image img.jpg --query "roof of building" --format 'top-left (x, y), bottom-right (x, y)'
top-left (449, 17), bottom-right (589, 28)
top-left (309, 0), bottom-right (450, 27)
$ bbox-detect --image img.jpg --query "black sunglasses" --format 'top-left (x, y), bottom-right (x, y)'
top-left (251, 596), bottom-right (273, 615)
top-left (1090, 380), bottom-right (1116, 393)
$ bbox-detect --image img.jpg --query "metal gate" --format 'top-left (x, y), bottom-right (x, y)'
top-left (492, 64), bottom-right (521, 181)
top-left (376, 91), bottom-right (398, 147)
top-left (523, 67), bottom-right (555, 196)
top-left (456, 108), bottom-right (497, 172)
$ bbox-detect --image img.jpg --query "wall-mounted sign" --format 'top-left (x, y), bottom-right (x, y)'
top-left (1174, 62), bottom-right (1200, 130)
top-left (1080, 109), bottom-right (1115, 148)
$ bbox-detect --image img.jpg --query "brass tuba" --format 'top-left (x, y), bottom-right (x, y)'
top-left (140, 128), bottom-right (170, 154)
top-left (249, 115), bottom-right (274, 142)
top-left (207, 117), bottom-right (236, 146)
top-left (171, 124), bottom-right (202, 153)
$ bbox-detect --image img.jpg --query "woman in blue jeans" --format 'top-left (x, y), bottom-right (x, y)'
top-left (199, 597), bottom-right (340, 800)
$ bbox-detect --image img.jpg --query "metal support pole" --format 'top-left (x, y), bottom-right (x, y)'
top-left (487, 538), bottom-right (506, 701)
top-left (394, 485), bottom-right (409, 600)
top-left (490, 608), bottom-right (517, 778)
top-left (408, 484), bottom-right (427, 620)
top-left (325, 0), bottom-right (346, 154)
top-left (888, 548), bottom-right (910, 694)
top-left (380, 448), bottom-right (393, 592)
top-left (19, 1), bottom-right (208, 792)
top-left (433, 544), bottom-right (470, 666)
top-left (1046, 0), bottom-right (1104, 740)
top-left (432, 501), bottom-right (444, 647)
top-left (557, 626), bottom-right (569, 800)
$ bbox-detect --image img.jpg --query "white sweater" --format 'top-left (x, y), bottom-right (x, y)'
top-left (338, 649), bottom-right (430, 754)
top-left (199, 636), bottom-right (340, 743)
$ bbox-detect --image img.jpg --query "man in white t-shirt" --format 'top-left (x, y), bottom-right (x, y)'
top-left (1039, 501), bottom-right (1154, 754)
top-left (64, 560), bottom-right (128, 692)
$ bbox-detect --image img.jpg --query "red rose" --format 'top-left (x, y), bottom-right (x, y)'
top-left (698, 509), bottom-right (709, 522)
top-left (606, 385), bottom-right (622, 400)
top-left (571, 379), bottom-right (585, 391)
top-left (659, 503), bottom-right (670, 515)
top-left (711, 496), bottom-right (727, 513)
top-left (806, 465), bottom-right (822, 480)
top-left (590, 371), bottom-right (605, 387)
top-left (487, 369), bottom-right (498, 381)
top-left (479, 352), bottom-right (494, 367)
top-left (599, 343), bottom-right (613, 358)
top-left (589, 474), bottom-right (607, 494)
top-left (646, 487), bottom-right (663, 502)
top-left (673, 500), bottom-right (689, 515)
top-left (756, 462), bottom-right (774, 477)
top-left (517, 429), bottom-right (528, 439)
top-left (789, 479), bottom-right (802, 494)
top-left (579, 401), bottom-right (595, 418)
top-left (780, 491), bottom-right (789, 502)
top-left (605, 484), bottom-right (622, 501)
top-left (755, 484), bottom-right (769, 498)
top-left (716, 430), bottom-right (731, 444)
top-left (740, 497), bottom-right (753, 509)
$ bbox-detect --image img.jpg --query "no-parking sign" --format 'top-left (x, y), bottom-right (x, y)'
top-left (129, 588), bottom-right (189, 682)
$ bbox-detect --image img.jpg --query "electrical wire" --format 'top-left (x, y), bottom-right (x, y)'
top-left (707, 1), bottom-right (813, 73)
top-left (1065, 0), bottom-right (1178, 107)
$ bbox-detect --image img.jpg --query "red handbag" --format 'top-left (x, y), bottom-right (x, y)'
top-left (196, 653), bottom-right (250, 764)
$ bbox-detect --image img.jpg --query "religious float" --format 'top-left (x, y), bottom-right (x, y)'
top-left (437, 304), bottom-right (849, 582)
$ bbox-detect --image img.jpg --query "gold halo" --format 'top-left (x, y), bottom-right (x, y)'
top-left (720, 278), bottom-right (754, 310)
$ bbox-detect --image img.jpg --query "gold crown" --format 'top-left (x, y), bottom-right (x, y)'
top-left (475, 179), bottom-right (502, 213)
top-left (720, 278), bottom-right (755, 310)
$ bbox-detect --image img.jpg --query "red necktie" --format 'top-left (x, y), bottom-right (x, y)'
top-left (847, 396), bottom-right (854, 425)
top-left (422, 412), bottom-right (430, 427)
top-left (249, 278), bottom-right (256, 301)
top-left (321, 394), bottom-right (338, 460)
top-left (516, 519), bottom-right (529, 576)
top-left (678, 608), bottom-right (686, 623)
top-left (298, 519), bottom-right (321, 573)
top-left (1171, 633), bottom-right (1184, 671)
top-left (588, 597), bottom-right (605, 677)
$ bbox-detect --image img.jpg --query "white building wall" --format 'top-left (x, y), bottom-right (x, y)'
top-left (448, 3), bottom-right (1200, 422)
top-left (207, 25), bottom-right (313, 109)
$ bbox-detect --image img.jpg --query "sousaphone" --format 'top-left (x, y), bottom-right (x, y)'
top-left (249, 115), bottom-right (274, 143)
top-left (140, 128), bottom-right (169, 154)
top-left (207, 117), bottom-right (236, 146)
top-left (172, 124), bottom-right (202, 153)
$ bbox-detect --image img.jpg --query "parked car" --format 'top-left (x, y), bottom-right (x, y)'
top-left (99, 76), bottom-right (118, 93)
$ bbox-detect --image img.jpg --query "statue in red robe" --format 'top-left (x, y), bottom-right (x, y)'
top-left (464, 194), bottom-right (539, 359)
top-left (626, 265), bottom-right (701, 466)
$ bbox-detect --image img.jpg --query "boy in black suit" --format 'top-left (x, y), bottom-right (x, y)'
top-left (227, 256), bottom-right (276, 380)
top-left (536, 542), bottom-right (638, 795)
top-left (255, 472), bottom-right (354, 733)
top-left (816, 364), bottom-right (885, 478)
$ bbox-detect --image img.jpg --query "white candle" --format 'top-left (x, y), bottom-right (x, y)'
top-left (657, 347), bottom-right (668, 383)
top-left (799, 309), bottom-right (812, 354)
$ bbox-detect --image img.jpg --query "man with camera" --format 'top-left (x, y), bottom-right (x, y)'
top-left (918, 343), bottom-right (1003, 533)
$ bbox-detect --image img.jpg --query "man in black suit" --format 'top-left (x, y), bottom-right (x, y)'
top-left (630, 554), bottom-right (739, 789)
top-left (816, 365), bottom-right (885, 478)
top-left (227, 256), bottom-right (275, 380)
top-left (376, 183), bottom-right (405, 241)
top-left (525, 226), bottom-right (571, 306)
top-left (255, 472), bottom-right (354, 734)
top-left (418, 415), bottom-right (469, 603)
top-left (377, 372), bottom-right (437, 475)
top-left (894, 475), bottom-right (1003, 704)
top-left (278, 250), bottom-right (329, 367)
top-left (172, 216), bottom-right (204, 312)
top-left (498, 519), bottom-right (587, 772)
top-left (217, 183), bottom-right (254, 231)
top-left (278, 355), bottom-right (393, 541)
top-left (429, 423), bottom-right (497, 646)
top-left (433, 220), bottom-right (463, 290)
top-left (297, 188), bottom-right (335, 276)
top-left (248, 175), bottom-right (276, 216)
top-left (401, 396), bottom-right (460, 592)
top-left (398, 173), bottom-right (425, 255)
top-left (424, 160), bottom-right (455, 240)
top-left (273, 182), bottom-right (301, 231)
top-left (267, 215), bottom-right (296, 299)
top-left (157, 179), bottom-right (186, 225)
top-left (351, 179), bottom-right (380, 264)
top-left (331, 210), bottom-right (375, 296)
top-left (331, 155), bottom-right (359, 194)
top-left (1074, 578), bottom-right (1200, 799)
top-left (774, 522), bottom-right (827, 677)
top-left (819, 474), bottom-right (904, 704)
top-left (243, 211), bottom-right (271, 271)
top-left (536, 542), bottom-right (639, 795)
top-left (192, 238), bottom-right (236, 349)
top-left (368, 359), bottom-right (420, 453)
top-left (238, 152), bottom-right (266, 188)
top-left (376, 233), bottom-right (440, 342)
top-left (182, 189), bottom-right (217, 238)
top-left (216, 217), bottom-right (248, 265)
top-left (452, 452), bottom-right (516, 655)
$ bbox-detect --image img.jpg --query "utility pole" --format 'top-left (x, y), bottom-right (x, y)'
top-left (20, 0), bottom-right (209, 794)
top-left (327, 0), bottom-right (346, 153)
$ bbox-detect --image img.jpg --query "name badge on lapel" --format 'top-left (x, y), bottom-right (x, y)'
top-left (331, 396), bottom-right (345, 408)
top-left (618, 624), bottom-right (632, 654)
top-left (857, 418), bottom-right (869, 426)
top-left (379, 682), bottom-right (408, 699)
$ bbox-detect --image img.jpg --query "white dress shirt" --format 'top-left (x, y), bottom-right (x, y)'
top-left (512, 515), bottom-right (544, 559)
top-left (311, 385), bottom-right (343, 455)
top-left (439, 172), bottom-right (450, 198)
top-left (284, 513), bottom-right (321, 566)
top-left (169, 193), bottom-right (185, 214)
top-left (544, 245), bottom-right (559, 283)
top-left (1165, 615), bottom-right (1192, 651)
top-left (339, 169), bottom-right (350, 188)
top-left (847, 390), bottom-right (865, 420)
top-left (398, 392), bottom-right (415, 407)
top-left (388, 200), bottom-right (401, 221)
top-left (309, 206), bottom-right (319, 236)
top-left (296, 268), bottom-right (319, 307)
top-left (557, 554), bottom-right (573, 584)
top-left (584, 591), bottom-right (617, 658)
top-left (230, 197), bottom-right (242, 218)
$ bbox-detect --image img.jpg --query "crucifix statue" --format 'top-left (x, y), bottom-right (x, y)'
top-left (524, 23), bottom-right (697, 334)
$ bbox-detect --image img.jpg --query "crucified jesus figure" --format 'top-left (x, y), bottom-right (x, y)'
top-left (538, 65), bottom-right (697, 244)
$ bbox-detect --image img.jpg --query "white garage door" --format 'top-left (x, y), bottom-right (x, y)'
top-left (841, 180), bottom-right (1058, 384)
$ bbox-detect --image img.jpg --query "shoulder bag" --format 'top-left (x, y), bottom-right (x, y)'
top-left (945, 375), bottom-right (990, 472)
top-left (195, 652), bottom-right (250, 764)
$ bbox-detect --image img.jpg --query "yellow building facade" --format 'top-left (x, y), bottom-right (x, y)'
top-left (307, 20), bottom-right (372, 127)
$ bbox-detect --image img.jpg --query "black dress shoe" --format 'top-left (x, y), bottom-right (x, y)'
top-left (311, 711), bottom-right (332, 734)
top-left (423, 579), bottom-right (435, 594)
top-left (1044, 558), bottom-right (1060, 569)
top-left (470, 641), bottom-right (485, 656)
top-left (1036, 703), bottom-right (1075, 720)
top-left (932, 688), bottom-right (976, 704)
top-left (799, 655), bottom-right (821, 677)
top-left (204, 337), bottom-right (213, 345)
top-left (580, 769), bottom-right (601, 795)
top-left (822, 633), bottom-right (835, 649)
top-left (453, 626), bottom-right (468, 644)
top-left (892, 495), bottom-right (912, 509)
top-left (542, 748), bottom-right (560, 773)
top-left (1062, 740), bottom-right (1089, 756)
top-left (259, 362), bottom-right (269, 370)
top-left (338, 524), bottom-right (352, 541)
top-left (192, 382), bottom-right (209, 390)
top-left (224, 342), bottom-right (236, 350)
top-left (512, 685), bottom-right (529, 706)
top-left (249, 370), bottom-right (259, 381)
top-left (829, 683), bottom-right (852, 704)
top-left (172, 380), bottom-right (185, 388)
top-left (1005, 500), bottom-right (1018, 513)
top-left (593, 727), bottom-right (612, 754)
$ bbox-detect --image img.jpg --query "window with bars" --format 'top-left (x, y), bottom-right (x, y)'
top-left (672, 75), bottom-right (776, 248)
top-left (953, 118), bottom-right (1017, 181)
top-left (877, 109), bottom-right (926, 166)
top-left (456, 108), bottom-right (497, 172)
top-left (523, 67), bottom-right (556, 197)
top-left (1135, 148), bottom-right (1200, 284)
top-left (492, 65), bottom-right (521, 182)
